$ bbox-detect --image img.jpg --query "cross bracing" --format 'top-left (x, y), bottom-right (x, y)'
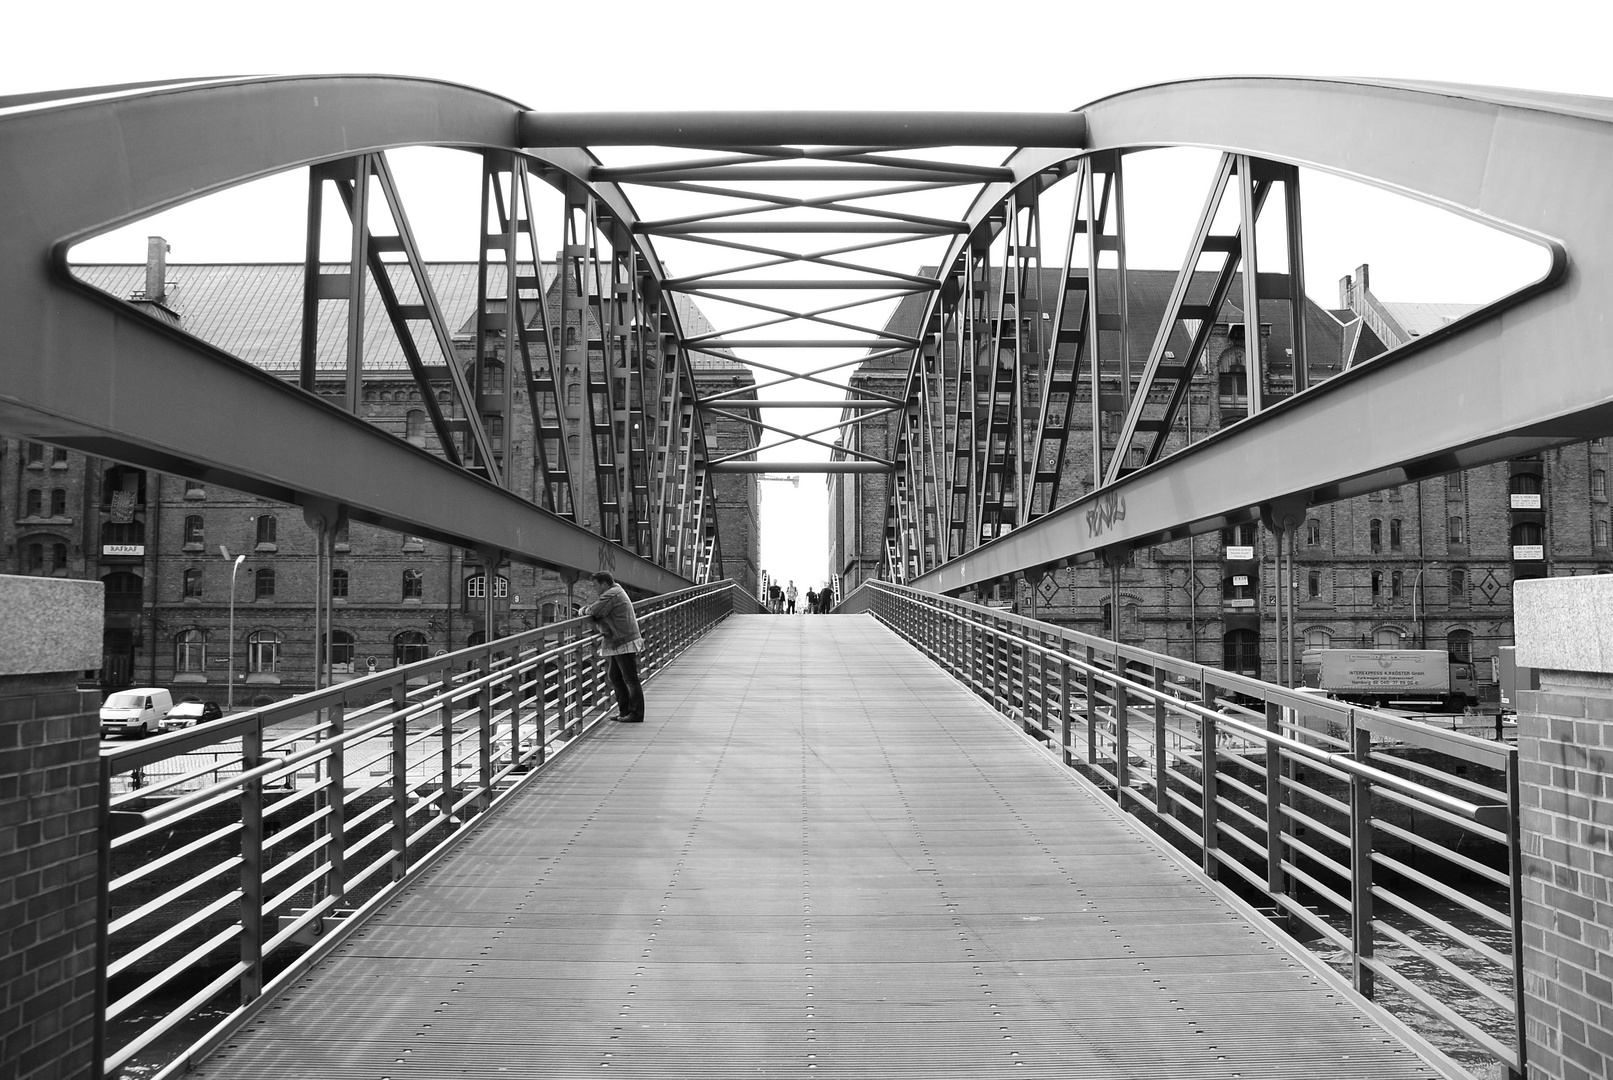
top-left (0, 75), bottom-right (1605, 600)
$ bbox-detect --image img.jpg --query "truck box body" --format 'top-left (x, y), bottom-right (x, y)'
top-left (1308, 650), bottom-right (1450, 695)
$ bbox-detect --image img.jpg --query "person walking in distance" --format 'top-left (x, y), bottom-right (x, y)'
top-left (786, 580), bottom-right (798, 614)
top-left (585, 571), bottom-right (644, 722)
top-left (768, 580), bottom-right (782, 613)
top-left (805, 588), bottom-right (818, 615)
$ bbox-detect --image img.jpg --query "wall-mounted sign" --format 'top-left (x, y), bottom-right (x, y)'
top-left (102, 544), bottom-right (144, 556)
top-left (1225, 545), bottom-right (1254, 561)
top-left (1512, 545), bottom-right (1545, 561)
top-left (1510, 493), bottom-right (1542, 510)
top-left (1227, 598), bottom-right (1255, 608)
top-left (1232, 575), bottom-right (1249, 587)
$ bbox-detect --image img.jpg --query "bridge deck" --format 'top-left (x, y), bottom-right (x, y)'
top-left (195, 614), bottom-right (1437, 1078)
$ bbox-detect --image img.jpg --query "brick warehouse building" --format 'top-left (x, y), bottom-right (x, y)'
top-left (2, 246), bottom-right (757, 704)
top-left (831, 265), bottom-right (1611, 698)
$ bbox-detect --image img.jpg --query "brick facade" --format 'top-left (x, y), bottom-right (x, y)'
top-left (1515, 669), bottom-right (1613, 1080)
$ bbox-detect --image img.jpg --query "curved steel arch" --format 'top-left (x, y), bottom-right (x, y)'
top-left (0, 75), bottom-right (697, 591)
top-left (900, 76), bottom-right (1604, 594)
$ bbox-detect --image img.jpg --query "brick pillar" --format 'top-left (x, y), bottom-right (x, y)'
top-left (0, 576), bottom-right (104, 1080)
top-left (1514, 577), bottom-right (1613, 1080)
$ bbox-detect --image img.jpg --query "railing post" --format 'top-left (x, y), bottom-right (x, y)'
top-left (1264, 699), bottom-right (1286, 899)
top-left (478, 651), bottom-right (494, 812)
top-left (391, 681), bottom-right (408, 880)
top-left (1200, 681), bottom-right (1220, 880)
top-left (94, 759), bottom-right (112, 1080)
top-left (1060, 651), bottom-right (1074, 766)
top-left (1506, 747), bottom-right (1527, 1079)
top-left (1114, 673), bottom-right (1130, 804)
top-left (240, 720), bottom-right (265, 1005)
top-left (1084, 645), bottom-right (1098, 766)
top-left (557, 633), bottom-right (574, 740)
top-left (440, 665), bottom-right (457, 824)
top-left (1153, 667), bottom-right (1168, 814)
top-left (1349, 714), bottom-right (1375, 998)
top-left (327, 700), bottom-right (347, 908)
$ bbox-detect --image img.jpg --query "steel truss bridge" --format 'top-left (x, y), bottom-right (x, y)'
top-left (4, 74), bottom-right (1612, 1080)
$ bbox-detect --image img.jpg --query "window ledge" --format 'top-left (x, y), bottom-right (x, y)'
top-left (255, 543), bottom-right (278, 554)
top-left (182, 596), bottom-right (201, 605)
top-left (184, 488), bottom-right (206, 500)
top-left (245, 673), bottom-right (281, 685)
top-left (332, 597), bottom-right (348, 605)
top-left (402, 597), bottom-right (422, 605)
top-left (183, 542), bottom-right (204, 553)
top-left (173, 673), bottom-right (208, 684)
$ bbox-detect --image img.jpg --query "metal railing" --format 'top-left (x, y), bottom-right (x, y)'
top-left (866, 581), bottom-right (1525, 1080)
top-left (96, 579), bottom-right (749, 1080)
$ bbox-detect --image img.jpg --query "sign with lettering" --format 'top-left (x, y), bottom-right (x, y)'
top-left (102, 544), bottom-right (144, 556)
top-left (1512, 544), bottom-right (1544, 561)
top-left (1232, 575), bottom-right (1249, 587)
top-left (1225, 545), bottom-right (1254, 561)
top-left (1509, 493), bottom-right (1542, 510)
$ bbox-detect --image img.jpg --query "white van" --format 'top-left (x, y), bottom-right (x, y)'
top-left (100, 688), bottom-right (174, 738)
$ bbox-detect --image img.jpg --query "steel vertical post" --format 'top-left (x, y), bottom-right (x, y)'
top-left (239, 721), bottom-right (264, 1003)
top-left (390, 681), bottom-right (408, 880)
top-left (1349, 716), bottom-right (1375, 998)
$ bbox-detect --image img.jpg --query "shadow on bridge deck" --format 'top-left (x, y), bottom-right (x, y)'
top-left (193, 614), bottom-right (1440, 1078)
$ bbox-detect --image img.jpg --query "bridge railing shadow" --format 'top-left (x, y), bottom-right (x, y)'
top-left (94, 579), bottom-right (746, 1080)
top-left (864, 580), bottom-right (1525, 1080)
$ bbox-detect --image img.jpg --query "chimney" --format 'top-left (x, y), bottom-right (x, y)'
top-left (145, 236), bottom-right (169, 303)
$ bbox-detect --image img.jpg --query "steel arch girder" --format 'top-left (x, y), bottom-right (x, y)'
top-left (906, 76), bottom-right (1605, 593)
top-left (0, 75), bottom-right (692, 593)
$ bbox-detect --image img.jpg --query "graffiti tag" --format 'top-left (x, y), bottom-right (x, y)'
top-left (596, 543), bottom-right (617, 574)
top-left (1085, 492), bottom-right (1127, 539)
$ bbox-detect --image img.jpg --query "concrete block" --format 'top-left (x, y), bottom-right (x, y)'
top-left (0, 577), bottom-right (102, 676)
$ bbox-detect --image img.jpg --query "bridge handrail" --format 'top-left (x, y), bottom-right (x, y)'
top-left (94, 578), bottom-right (746, 1079)
top-left (864, 579), bottom-right (1526, 1078)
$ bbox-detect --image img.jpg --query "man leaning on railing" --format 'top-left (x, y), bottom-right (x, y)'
top-left (584, 571), bottom-right (646, 723)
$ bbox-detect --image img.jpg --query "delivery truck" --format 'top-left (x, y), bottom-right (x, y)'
top-left (1300, 649), bottom-right (1478, 711)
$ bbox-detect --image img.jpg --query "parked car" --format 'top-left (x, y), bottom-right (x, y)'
top-left (163, 699), bottom-right (223, 730)
top-left (100, 688), bottom-right (174, 738)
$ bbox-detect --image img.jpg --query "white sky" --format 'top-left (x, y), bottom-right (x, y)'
top-left (7, 0), bottom-right (1613, 590)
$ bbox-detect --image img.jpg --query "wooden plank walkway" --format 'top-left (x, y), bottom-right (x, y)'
top-left (195, 614), bottom-right (1444, 1078)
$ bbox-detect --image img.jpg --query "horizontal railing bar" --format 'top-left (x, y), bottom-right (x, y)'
top-left (1362, 957), bottom-right (1520, 1069)
top-left (108, 856), bottom-right (240, 937)
top-left (1373, 917), bottom-right (1516, 1012)
top-left (108, 820), bottom-right (241, 894)
top-left (1371, 816), bottom-right (1511, 888)
top-left (108, 888), bottom-right (240, 979)
top-left (105, 959), bottom-right (249, 1071)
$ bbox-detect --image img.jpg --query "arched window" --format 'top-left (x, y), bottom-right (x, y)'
top-left (402, 568), bottom-right (423, 600)
top-left (254, 568), bottom-right (275, 600)
top-left (25, 441), bottom-right (43, 465)
top-left (1512, 521), bottom-right (1544, 546)
top-left (1304, 517), bottom-right (1321, 547)
top-left (1305, 628), bottom-right (1332, 649)
top-left (1222, 574), bottom-right (1255, 603)
top-left (1369, 518), bottom-right (1382, 554)
top-left (541, 602), bottom-right (557, 624)
top-left (1374, 627), bottom-right (1403, 649)
top-left (323, 630), bottom-right (356, 674)
top-left (51, 543), bottom-right (67, 574)
top-left (1307, 570), bottom-right (1321, 598)
top-left (1371, 571), bottom-right (1383, 600)
top-left (331, 568), bottom-right (349, 600)
top-left (1217, 345), bottom-right (1247, 403)
top-left (1222, 630), bottom-right (1260, 677)
top-left (393, 630), bottom-right (429, 666)
top-left (482, 361), bottom-right (504, 395)
top-left (567, 383), bottom-right (582, 408)
top-left (183, 567), bottom-right (203, 599)
top-left (563, 325), bottom-right (577, 348)
top-left (1447, 629), bottom-right (1474, 665)
top-left (49, 489), bottom-right (66, 517)
top-left (24, 489), bottom-right (42, 516)
top-left (183, 515), bottom-right (204, 548)
top-left (485, 414), bottom-right (504, 452)
top-left (1448, 515), bottom-right (1465, 545)
top-left (102, 572), bottom-right (143, 610)
top-left (247, 630), bottom-right (281, 673)
top-left (175, 629), bottom-right (206, 673)
top-left (406, 409), bottom-right (427, 447)
top-left (1389, 518), bottom-right (1402, 552)
top-left (1391, 570), bottom-right (1403, 599)
top-left (1222, 523), bottom-right (1256, 550)
top-left (1596, 471), bottom-right (1607, 500)
top-left (256, 515), bottom-right (277, 548)
top-left (1450, 568), bottom-right (1467, 602)
top-left (101, 465), bottom-right (145, 507)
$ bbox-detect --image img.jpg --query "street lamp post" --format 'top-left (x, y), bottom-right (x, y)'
top-left (220, 545), bottom-right (246, 711)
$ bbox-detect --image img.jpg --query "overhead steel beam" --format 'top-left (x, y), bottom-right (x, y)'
top-left (710, 461), bottom-right (891, 473)
top-left (521, 111), bottom-right (1087, 148)
top-left (909, 77), bottom-right (1601, 594)
top-left (0, 75), bottom-right (692, 594)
